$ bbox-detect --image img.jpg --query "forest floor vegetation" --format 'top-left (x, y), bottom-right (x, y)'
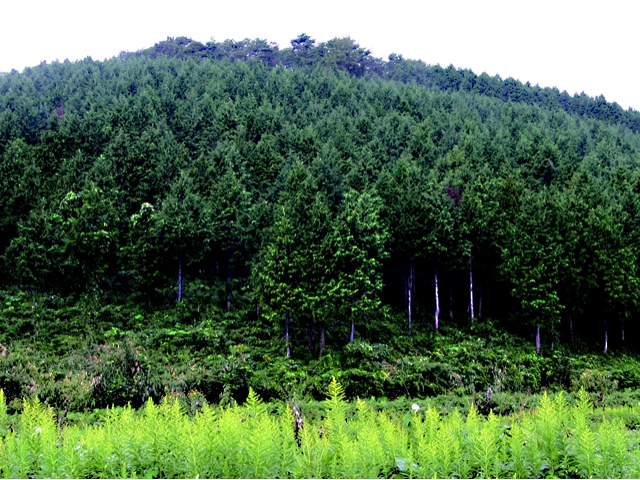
top-left (1, 290), bottom-right (639, 421)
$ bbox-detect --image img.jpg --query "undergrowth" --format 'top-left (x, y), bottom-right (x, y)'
top-left (0, 381), bottom-right (639, 478)
top-left (1, 291), bottom-right (640, 417)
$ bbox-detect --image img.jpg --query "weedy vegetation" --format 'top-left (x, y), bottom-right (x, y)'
top-left (0, 380), bottom-right (639, 478)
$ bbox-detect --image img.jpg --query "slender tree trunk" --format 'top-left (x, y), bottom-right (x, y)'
top-left (434, 263), bottom-right (440, 329)
top-left (569, 312), bottom-right (574, 343)
top-left (536, 325), bottom-right (541, 354)
top-left (177, 252), bottom-right (183, 302)
top-left (408, 257), bottom-right (414, 334)
top-left (408, 285), bottom-right (413, 333)
top-left (349, 318), bottom-right (355, 343)
top-left (604, 317), bottom-right (608, 353)
top-left (285, 312), bottom-right (290, 357)
top-left (448, 271), bottom-right (453, 321)
top-left (622, 319), bottom-right (625, 344)
top-left (320, 321), bottom-right (326, 358)
top-left (404, 269), bottom-right (408, 319)
top-left (226, 258), bottom-right (232, 312)
top-left (469, 259), bottom-right (475, 320)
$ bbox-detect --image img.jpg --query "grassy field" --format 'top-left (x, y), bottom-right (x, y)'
top-left (0, 379), bottom-right (639, 478)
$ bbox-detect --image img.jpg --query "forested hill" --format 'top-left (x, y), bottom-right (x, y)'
top-left (128, 35), bottom-right (640, 133)
top-left (1, 33), bottom-right (640, 369)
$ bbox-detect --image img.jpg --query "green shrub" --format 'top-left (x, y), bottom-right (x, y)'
top-left (0, 382), bottom-right (639, 478)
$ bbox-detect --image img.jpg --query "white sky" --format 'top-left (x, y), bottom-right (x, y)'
top-left (1, 0), bottom-right (638, 111)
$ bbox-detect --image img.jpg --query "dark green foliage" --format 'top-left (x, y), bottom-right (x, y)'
top-left (1, 35), bottom-right (640, 410)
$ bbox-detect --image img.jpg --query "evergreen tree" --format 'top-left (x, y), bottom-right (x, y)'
top-left (331, 188), bottom-right (388, 341)
top-left (503, 189), bottom-right (565, 353)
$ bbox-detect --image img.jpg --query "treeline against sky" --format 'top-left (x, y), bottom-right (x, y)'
top-left (127, 35), bottom-right (640, 133)
top-left (1, 35), bottom-right (640, 354)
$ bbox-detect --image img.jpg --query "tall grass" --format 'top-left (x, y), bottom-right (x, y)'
top-left (0, 385), bottom-right (638, 478)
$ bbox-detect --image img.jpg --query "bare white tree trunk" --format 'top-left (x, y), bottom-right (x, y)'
top-left (226, 263), bottom-right (232, 312)
top-left (469, 259), bottom-right (475, 320)
top-left (604, 317), bottom-right (608, 353)
top-left (177, 252), bottom-right (183, 302)
top-left (448, 272), bottom-right (453, 321)
top-left (536, 325), bottom-right (541, 354)
top-left (435, 263), bottom-right (440, 329)
top-left (622, 319), bottom-right (625, 344)
top-left (320, 322), bottom-right (326, 358)
top-left (350, 318), bottom-right (355, 343)
top-left (408, 257), bottom-right (414, 334)
top-left (285, 312), bottom-right (290, 357)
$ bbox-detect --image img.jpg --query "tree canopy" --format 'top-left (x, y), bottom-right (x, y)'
top-left (1, 34), bottom-right (640, 357)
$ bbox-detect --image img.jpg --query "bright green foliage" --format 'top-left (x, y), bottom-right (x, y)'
top-left (532, 391), bottom-right (568, 476)
top-left (0, 383), bottom-right (639, 478)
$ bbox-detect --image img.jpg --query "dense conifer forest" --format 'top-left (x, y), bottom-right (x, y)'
top-left (1, 35), bottom-right (640, 412)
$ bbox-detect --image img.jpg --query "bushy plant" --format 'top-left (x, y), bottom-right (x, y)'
top-left (0, 382), bottom-right (638, 478)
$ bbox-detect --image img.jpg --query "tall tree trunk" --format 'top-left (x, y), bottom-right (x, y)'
top-left (469, 258), bottom-right (475, 320)
top-left (285, 312), bottom-right (290, 357)
top-left (320, 321), bottom-right (326, 358)
top-left (434, 263), bottom-right (440, 329)
top-left (349, 318), bottom-right (355, 343)
top-left (407, 257), bottom-right (414, 334)
top-left (622, 318), bottom-right (625, 344)
top-left (226, 257), bottom-right (232, 312)
top-left (569, 312), bottom-right (574, 343)
top-left (604, 317), bottom-right (608, 353)
top-left (177, 252), bottom-right (183, 302)
top-left (404, 269), bottom-right (408, 319)
top-left (363, 313), bottom-right (366, 336)
top-left (448, 271), bottom-right (454, 321)
top-left (536, 325), bottom-right (541, 354)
